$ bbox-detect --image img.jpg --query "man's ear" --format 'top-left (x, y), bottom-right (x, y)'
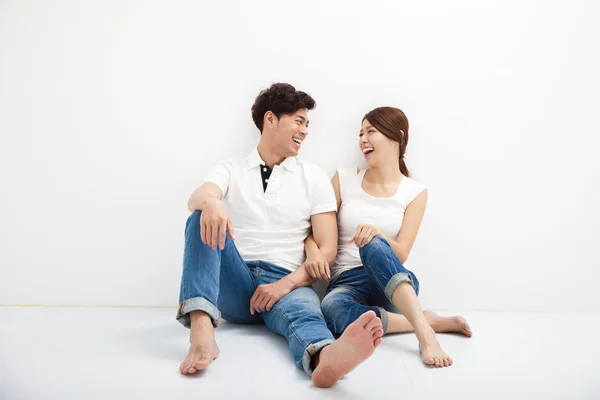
top-left (264, 111), bottom-right (279, 130)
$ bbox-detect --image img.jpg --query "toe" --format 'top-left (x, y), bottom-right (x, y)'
top-left (365, 317), bottom-right (382, 331)
top-left (188, 366), bottom-right (197, 374)
top-left (371, 321), bottom-right (383, 332)
top-left (357, 310), bottom-right (377, 327)
top-left (374, 337), bottom-right (383, 347)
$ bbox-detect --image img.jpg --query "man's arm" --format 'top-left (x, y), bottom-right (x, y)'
top-left (187, 182), bottom-right (223, 212)
top-left (187, 182), bottom-right (234, 250)
top-left (249, 212), bottom-right (338, 315)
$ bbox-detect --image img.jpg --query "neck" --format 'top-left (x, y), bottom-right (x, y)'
top-left (367, 161), bottom-right (403, 184)
top-left (257, 139), bottom-right (286, 168)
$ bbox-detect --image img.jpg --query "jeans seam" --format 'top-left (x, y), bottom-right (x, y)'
top-left (271, 305), bottom-right (310, 351)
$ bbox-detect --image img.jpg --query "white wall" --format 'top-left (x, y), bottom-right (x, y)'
top-left (1, 0), bottom-right (599, 312)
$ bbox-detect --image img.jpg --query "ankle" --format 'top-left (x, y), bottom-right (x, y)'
top-left (311, 344), bottom-right (329, 370)
top-left (416, 326), bottom-right (437, 343)
top-left (190, 311), bottom-right (215, 332)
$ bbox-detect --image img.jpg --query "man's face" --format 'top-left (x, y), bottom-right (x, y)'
top-left (272, 109), bottom-right (309, 157)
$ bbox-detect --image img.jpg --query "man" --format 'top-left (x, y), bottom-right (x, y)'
top-left (177, 83), bottom-right (383, 388)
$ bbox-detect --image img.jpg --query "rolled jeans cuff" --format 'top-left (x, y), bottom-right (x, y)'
top-left (303, 338), bottom-right (335, 375)
top-left (384, 272), bottom-right (416, 302)
top-left (377, 307), bottom-right (389, 335)
top-left (176, 297), bottom-right (221, 328)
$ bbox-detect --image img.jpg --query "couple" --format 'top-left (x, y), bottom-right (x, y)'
top-left (176, 83), bottom-right (471, 388)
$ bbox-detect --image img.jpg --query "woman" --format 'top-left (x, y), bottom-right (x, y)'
top-left (305, 106), bottom-right (471, 368)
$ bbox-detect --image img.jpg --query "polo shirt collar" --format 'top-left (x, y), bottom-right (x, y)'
top-left (246, 146), bottom-right (298, 171)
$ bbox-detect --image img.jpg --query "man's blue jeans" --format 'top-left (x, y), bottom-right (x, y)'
top-left (177, 211), bottom-right (334, 375)
top-left (321, 236), bottom-right (420, 336)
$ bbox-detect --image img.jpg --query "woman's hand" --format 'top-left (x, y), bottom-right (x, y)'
top-left (302, 251), bottom-right (331, 281)
top-left (349, 224), bottom-right (381, 248)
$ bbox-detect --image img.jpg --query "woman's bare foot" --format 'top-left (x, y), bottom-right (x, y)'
top-left (180, 312), bottom-right (220, 375)
top-left (418, 327), bottom-right (453, 367)
top-left (312, 311), bottom-right (384, 388)
top-left (424, 310), bottom-right (472, 337)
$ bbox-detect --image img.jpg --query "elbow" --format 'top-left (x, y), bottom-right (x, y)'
top-left (324, 246), bottom-right (338, 266)
top-left (187, 197), bottom-right (195, 213)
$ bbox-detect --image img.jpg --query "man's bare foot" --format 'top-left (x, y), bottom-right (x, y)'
top-left (312, 311), bottom-right (384, 388)
top-left (424, 310), bottom-right (472, 337)
top-left (418, 327), bottom-right (452, 367)
top-left (180, 313), bottom-right (220, 375)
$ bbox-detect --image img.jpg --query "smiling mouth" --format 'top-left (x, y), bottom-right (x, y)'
top-left (362, 148), bottom-right (374, 155)
top-left (293, 138), bottom-right (302, 145)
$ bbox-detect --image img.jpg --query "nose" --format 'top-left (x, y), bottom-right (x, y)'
top-left (299, 125), bottom-right (308, 137)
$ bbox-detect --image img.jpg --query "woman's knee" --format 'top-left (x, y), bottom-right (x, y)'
top-left (359, 235), bottom-right (390, 257)
top-left (321, 291), bottom-right (357, 335)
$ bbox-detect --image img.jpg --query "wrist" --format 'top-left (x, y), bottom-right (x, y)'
top-left (278, 276), bottom-right (296, 292)
top-left (201, 197), bottom-right (220, 209)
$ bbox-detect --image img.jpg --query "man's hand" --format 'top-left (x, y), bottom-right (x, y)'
top-left (200, 198), bottom-right (234, 250)
top-left (349, 224), bottom-right (380, 248)
top-left (249, 281), bottom-right (291, 315)
top-left (302, 251), bottom-right (330, 281)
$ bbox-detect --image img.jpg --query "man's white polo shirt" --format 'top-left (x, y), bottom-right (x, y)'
top-left (203, 146), bottom-right (336, 271)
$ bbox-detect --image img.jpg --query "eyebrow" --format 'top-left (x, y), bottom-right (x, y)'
top-left (296, 115), bottom-right (309, 125)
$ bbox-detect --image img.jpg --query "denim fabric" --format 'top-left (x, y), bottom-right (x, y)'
top-left (321, 236), bottom-right (419, 335)
top-left (177, 211), bottom-right (334, 374)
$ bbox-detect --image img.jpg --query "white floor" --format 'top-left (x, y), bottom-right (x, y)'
top-left (0, 307), bottom-right (598, 400)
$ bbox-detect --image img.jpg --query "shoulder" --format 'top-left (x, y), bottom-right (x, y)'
top-left (214, 157), bottom-right (248, 171)
top-left (401, 176), bottom-right (428, 204)
top-left (336, 166), bottom-right (360, 180)
top-left (403, 176), bottom-right (427, 192)
top-left (296, 159), bottom-right (330, 180)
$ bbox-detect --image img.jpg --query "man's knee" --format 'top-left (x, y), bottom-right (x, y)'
top-left (186, 210), bottom-right (201, 229)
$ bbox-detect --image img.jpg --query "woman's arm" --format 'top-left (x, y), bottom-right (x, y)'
top-left (380, 189), bottom-right (428, 264)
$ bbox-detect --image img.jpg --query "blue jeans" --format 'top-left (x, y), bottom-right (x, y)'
top-left (177, 211), bottom-right (334, 375)
top-left (321, 236), bottom-right (420, 336)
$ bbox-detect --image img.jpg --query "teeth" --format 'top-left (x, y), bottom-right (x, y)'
top-left (293, 138), bottom-right (301, 144)
top-left (362, 148), bottom-right (374, 153)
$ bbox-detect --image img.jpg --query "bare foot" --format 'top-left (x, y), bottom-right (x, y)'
top-left (424, 310), bottom-right (472, 337)
top-left (312, 311), bottom-right (384, 388)
top-left (180, 314), bottom-right (220, 375)
top-left (418, 327), bottom-right (452, 367)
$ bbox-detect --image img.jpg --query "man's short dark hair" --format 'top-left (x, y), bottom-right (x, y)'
top-left (251, 83), bottom-right (316, 133)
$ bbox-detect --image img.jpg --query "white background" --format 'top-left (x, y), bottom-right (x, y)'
top-left (1, 0), bottom-right (598, 312)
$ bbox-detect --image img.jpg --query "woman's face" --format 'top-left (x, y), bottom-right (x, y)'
top-left (359, 119), bottom-right (398, 167)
